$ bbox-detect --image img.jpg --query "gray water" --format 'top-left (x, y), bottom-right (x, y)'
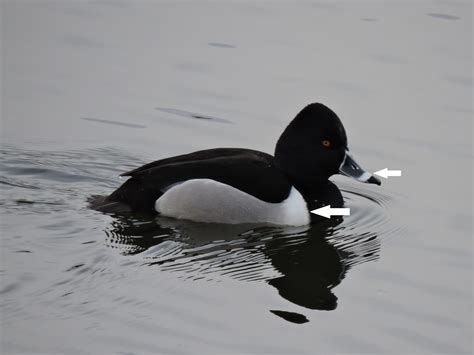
top-left (1, 1), bottom-right (472, 354)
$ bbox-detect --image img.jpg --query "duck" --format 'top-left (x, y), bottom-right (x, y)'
top-left (93, 103), bottom-right (381, 225)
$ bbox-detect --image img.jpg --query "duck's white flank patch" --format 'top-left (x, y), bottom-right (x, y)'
top-left (155, 179), bottom-right (310, 226)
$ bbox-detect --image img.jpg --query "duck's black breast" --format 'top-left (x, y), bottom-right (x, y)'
top-left (106, 148), bottom-right (293, 212)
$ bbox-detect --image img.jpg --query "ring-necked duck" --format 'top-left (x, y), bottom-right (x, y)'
top-left (93, 103), bottom-right (380, 225)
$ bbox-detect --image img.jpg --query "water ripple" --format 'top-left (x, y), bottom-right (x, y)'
top-left (101, 177), bottom-right (400, 313)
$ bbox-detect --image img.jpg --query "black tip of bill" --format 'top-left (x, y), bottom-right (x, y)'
top-left (367, 175), bottom-right (382, 185)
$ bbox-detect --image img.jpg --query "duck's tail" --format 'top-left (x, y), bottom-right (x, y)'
top-left (88, 195), bottom-right (132, 214)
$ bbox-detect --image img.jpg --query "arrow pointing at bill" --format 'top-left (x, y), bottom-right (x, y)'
top-left (373, 168), bottom-right (402, 179)
top-left (311, 205), bottom-right (350, 219)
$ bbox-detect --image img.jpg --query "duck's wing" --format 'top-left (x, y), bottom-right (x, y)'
top-left (106, 148), bottom-right (292, 212)
top-left (120, 148), bottom-right (250, 177)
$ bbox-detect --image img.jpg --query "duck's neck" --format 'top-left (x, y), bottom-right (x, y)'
top-left (292, 178), bottom-right (331, 200)
top-left (274, 152), bottom-right (330, 196)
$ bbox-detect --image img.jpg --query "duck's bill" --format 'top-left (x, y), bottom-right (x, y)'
top-left (339, 152), bottom-right (381, 185)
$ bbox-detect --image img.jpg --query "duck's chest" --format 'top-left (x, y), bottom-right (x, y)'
top-left (155, 179), bottom-right (310, 226)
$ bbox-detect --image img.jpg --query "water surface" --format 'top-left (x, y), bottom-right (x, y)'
top-left (1, 1), bottom-right (472, 354)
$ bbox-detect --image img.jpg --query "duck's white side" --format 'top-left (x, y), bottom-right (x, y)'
top-left (155, 179), bottom-right (310, 226)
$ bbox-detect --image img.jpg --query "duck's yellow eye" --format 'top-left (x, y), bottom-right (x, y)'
top-left (322, 140), bottom-right (331, 148)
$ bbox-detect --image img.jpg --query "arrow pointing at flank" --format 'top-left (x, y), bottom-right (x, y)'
top-left (311, 205), bottom-right (350, 219)
top-left (373, 168), bottom-right (402, 179)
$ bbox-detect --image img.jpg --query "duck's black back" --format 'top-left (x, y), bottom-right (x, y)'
top-left (104, 148), bottom-right (293, 212)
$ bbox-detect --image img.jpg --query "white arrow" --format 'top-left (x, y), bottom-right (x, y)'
top-left (373, 168), bottom-right (402, 179)
top-left (311, 205), bottom-right (350, 219)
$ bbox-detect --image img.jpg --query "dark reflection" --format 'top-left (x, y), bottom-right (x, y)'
top-left (270, 310), bottom-right (309, 324)
top-left (80, 117), bottom-right (147, 129)
top-left (103, 183), bottom-right (380, 323)
top-left (156, 107), bottom-right (233, 124)
top-left (208, 42), bottom-right (236, 48)
top-left (426, 13), bottom-right (460, 20)
top-left (267, 222), bottom-right (343, 311)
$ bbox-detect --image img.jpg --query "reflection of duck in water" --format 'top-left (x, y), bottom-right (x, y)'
top-left (104, 182), bottom-right (380, 324)
top-left (267, 223), bottom-right (379, 323)
top-left (92, 103), bottom-right (380, 225)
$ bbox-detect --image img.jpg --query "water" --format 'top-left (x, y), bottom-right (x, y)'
top-left (1, 1), bottom-right (472, 354)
